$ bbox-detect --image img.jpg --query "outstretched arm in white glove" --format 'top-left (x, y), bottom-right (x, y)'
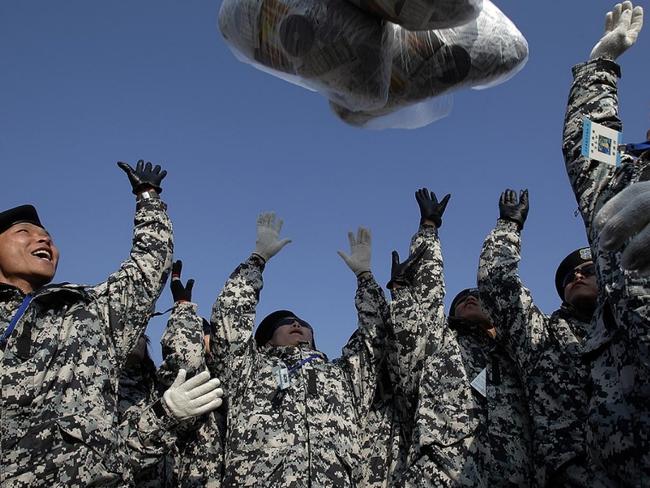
top-left (253, 212), bottom-right (292, 262)
top-left (595, 181), bottom-right (650, 274)
top-left (337, 227), bottom-right (372, 276)
top-left (163, 369), bottom-right (224, 420)
top-left (590, 1), bottom-right (644, 60)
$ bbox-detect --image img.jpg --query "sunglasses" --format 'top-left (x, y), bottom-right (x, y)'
top-left (562, 263), bottom-right (596, 288)
top-left (276, 317), bottom-right (312, 330)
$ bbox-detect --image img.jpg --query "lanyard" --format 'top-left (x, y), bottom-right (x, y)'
top-left (288, 354), bottom-right (321, 376)
top-left (1, 294), bottom-right (34, 347)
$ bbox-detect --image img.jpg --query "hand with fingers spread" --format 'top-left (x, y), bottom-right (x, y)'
top-left (387, 243), bottom-right (427, 289)
top-left (590, 1), bottom-right (644, 60)
top-left (499, 189), bottom-right (529, 231)
top-left (163, 369), bottom-right (224, 420)
top-left (415, 188), bottom-right (451, 228)
top-left (253, 212), bottom-right (292, 262)
top-left (170, 260), bottom-right (194, 303)
top-left (117, 160), bottom-right (168, 195)
top-left (337, 227), bottom-right (372, 276)
top-left (595, 181), bottom-right (650, 274)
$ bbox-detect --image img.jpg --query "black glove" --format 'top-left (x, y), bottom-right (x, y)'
top-left (170, 260), bottom-right (194, 303)
top-left (499, 189), bottom-right (529, 230)
top-left (387, 243), bottom-right (427, 290)
top-left (415, 188), bottom-right (451, 228)
top-left (118, 160), bottom-right (167, 195)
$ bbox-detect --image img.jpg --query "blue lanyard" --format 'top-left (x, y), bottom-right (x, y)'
top-left (1, 294), bottom-right (34, 347)
top-left (288, 354), bottom-right (320, 376)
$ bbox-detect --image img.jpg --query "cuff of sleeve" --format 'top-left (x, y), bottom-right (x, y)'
top-left (173, 301), bottom-right (198, 314)
top-left (250, 253), bottom-right (267, 270)
top-left (418, 224), bottom-right (439, 236)
top-left (136, 195), bottom-right (167, 212)
top-left (356, 270), bottom-right (374, 283)
top-left (572, 58), bottom-right (621, 80)
top-left (140, 399), bottom-right (180, 432)
top-left (496, 219), bottom-right (520, 233)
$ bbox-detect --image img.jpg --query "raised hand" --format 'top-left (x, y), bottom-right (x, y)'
top-left (117, 160), bottom-right (167, 195)
top-left (415, 188), bottom-right (451, 228)
top-left (499, 189), bottom-right (529, 230)
top-left (254, 212), bottom-right (292, 262)
top-left (337, 227), bottom-right (372, 276)
top-left (170, 260), bottom-right (194, 303)
top-left (387, 243), bottom-right (427, 290)
top-left (590, 1), bottom-right (644, 60)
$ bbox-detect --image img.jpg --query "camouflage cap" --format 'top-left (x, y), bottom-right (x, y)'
top-left (555, 247), bottom-right (592, 301)
top-left (0, 205), bottom-right (43, 235)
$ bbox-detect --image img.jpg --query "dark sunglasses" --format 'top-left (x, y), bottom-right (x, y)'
top-left (562, 263), bottom-right (596, 288)
top-left (276, 317), bottom-right (312, 330)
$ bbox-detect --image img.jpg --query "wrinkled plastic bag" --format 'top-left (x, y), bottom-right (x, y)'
top-left (331, 0), bottom-right (528, 129)
top-left (219, 0), bottom-right (393, 111)
top-left (345, 0), bottom-right (482, 31)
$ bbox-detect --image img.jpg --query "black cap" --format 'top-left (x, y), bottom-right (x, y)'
top-left (255, 310), bottom-right (297, 347)
top-left (449, 288), bottom-right (479, 318)
top-left (0, 205), bottom-right (43, 235)
top-left (555, 247), bottom-right (592, 301)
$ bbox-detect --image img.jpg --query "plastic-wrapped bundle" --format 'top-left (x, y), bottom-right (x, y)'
top-left (331, 0), bottom-right (528, 129)
top-left (219, 0), bottom-right (393, 111)
top-left (345, 0), bottom-right (482, 31)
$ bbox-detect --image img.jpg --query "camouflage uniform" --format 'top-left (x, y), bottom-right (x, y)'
top-left (562, 58), bottom-right (650, 486)
top-left (478, 219), bottom-right (596, 487)
top-left (210, 254), bottom-right (389, 487)
top-left (395, 226), bottom-right (532, 487)
top-left (160, 301), bottom-right (224, 488)
top-left (0, 197), bottom-right (173, 487)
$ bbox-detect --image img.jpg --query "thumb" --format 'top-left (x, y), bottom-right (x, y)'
top-left (185, 279), bottom-right (195, 297)
top-left (277, 238), bottom-right (292, 250)
top-left (337, 250), bottom-right (353, 267)
top-left (117, 161), bottom-right (134, 174)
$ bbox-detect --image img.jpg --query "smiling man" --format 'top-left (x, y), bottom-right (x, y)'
top-left (0, 161), bottom-right (174, 487)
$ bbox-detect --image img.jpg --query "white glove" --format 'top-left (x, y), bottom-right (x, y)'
top-left (590, 1), bottom-right (644, 60)
top-left (595, 181), bottom-right (650, 274)
top-left (254, 212), bottom-right (292, 262)
top-left (337, 227), bottom-right (371, 276)
top-left (163, 369), bottom-right (224, 420)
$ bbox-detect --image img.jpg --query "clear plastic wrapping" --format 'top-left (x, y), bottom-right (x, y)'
top-left (344, 0), bottom-right (482, 31)
top-left (330, 0), bottom-right (528, 128)
top-left (218, 0), bottom-right (393, 111)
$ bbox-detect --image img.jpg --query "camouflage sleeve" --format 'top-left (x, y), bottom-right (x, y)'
top-left (156, 301), bottom-right (207, 388)
top-left (91, 197), bottom-right (174, 367)
top-left (387, 285), bottom-right (428, 422)
top-left (409, 225), bottom-right (445, 327)
top-left (477, 219), bottom-right (548, 373)
top-left (561, 58), bottom-right (629, 239)
top-left (339, 272), bottom-right (390, 413)
top-left (210, 254), bottom-right (265, 390)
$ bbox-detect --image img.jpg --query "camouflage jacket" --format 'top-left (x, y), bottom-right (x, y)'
top-left (119, 300), bottom-right (223, 487)
top-left (210, 254), bottom-right (389, 487)
top-left (0, 197), bottom-right (173, 487)
top-left (478, 219), bottom-right (592, 487)
top-left (562, 58), bottom-right (650, 486)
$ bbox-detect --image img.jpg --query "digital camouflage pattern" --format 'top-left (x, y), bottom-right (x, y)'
top-left (393, 225), bottom-right (531, 487)
top-left (0, 197), bottom-right (173, 487)
top-left (160, 301), bottom-right (224, 488)
top-left (210, 254), bottom-right (389, 487)
top-left (478, 218), bottom-right (596, 487)
top-left (562, 58), bottom-right (650, 486)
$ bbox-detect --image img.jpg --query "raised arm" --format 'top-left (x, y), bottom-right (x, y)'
top-left (157, 261), bottom-right (207, 387)
top-left (477, 190), bottom-right (548, 373)
top-left (562, 2), bottom-right (643, 237)
top-left (210, 212), bottom-right (290, 387)
top-left (337, 227), bottom-right (391, 412)
top-left (93, 160), bottom-right (173, 366)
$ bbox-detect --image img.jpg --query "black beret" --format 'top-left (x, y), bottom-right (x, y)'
top-left (449, 288), bottom-right (479, 318)
top-left (555, 247), bottom-right (592, 301)
top-left (0, 205), bottom-right (43, 235)
top-left (255, 309), bottom-right (297, 347)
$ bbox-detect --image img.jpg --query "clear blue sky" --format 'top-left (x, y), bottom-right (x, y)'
top-left (2, 1), bottom-right (648, 363)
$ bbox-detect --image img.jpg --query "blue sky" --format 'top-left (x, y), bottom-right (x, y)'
top-left (2, 0), bottom-right (648, 362)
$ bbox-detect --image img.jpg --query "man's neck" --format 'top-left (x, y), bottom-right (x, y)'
top-left (0, 277), bottom-right (35, 295)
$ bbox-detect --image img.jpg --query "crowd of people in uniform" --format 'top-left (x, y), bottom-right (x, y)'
top-left (1, 2), bottom-right (650, 487)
